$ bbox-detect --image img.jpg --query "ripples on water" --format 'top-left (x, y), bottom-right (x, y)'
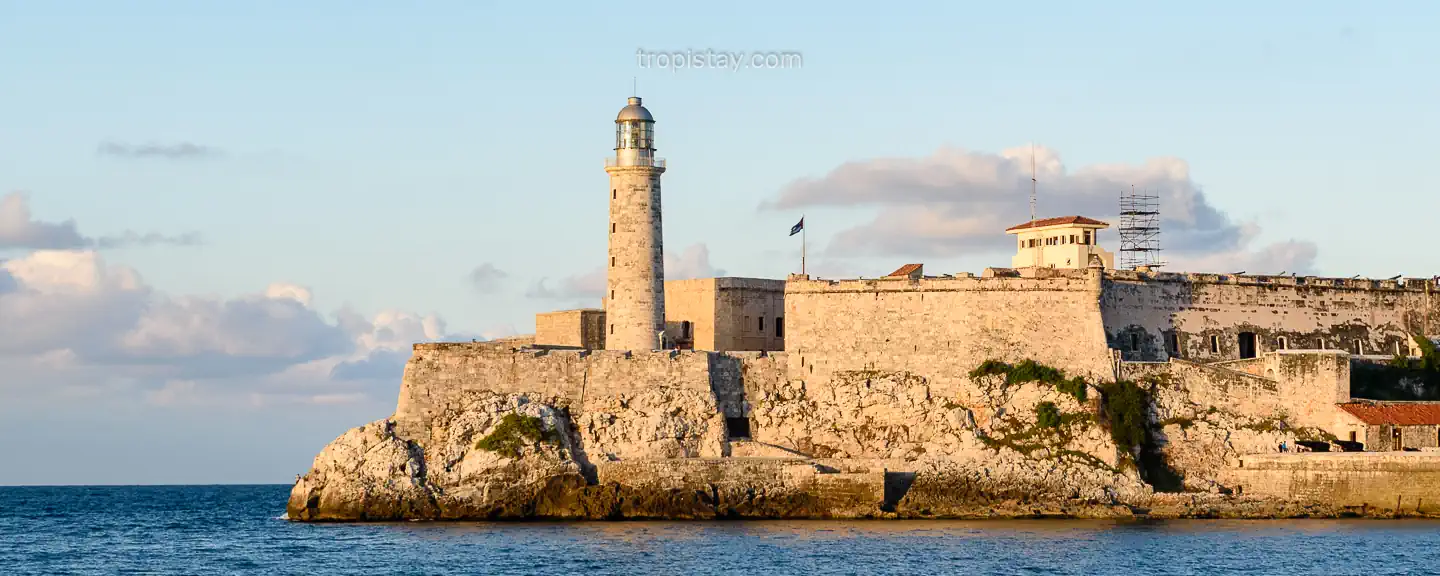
top-left (2, 485), bottom-right (1439, 575)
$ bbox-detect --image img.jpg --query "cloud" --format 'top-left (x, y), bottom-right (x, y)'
top-left (467, 263), bottom-right (508, 293)
top-left (0, 192), bottom-right (202, 250)
top-left (527, 268), bottom-right (606, 301)
top-left (763, 145), bottom-right (1314, 271)
top-left (665, 244), bottom-right (726, 280)
top-left (0, 250), bottom-right (464, 400)
top-left (97, 141), bottom-right (222, 160)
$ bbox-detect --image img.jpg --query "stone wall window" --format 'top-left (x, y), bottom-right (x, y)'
top-left (610, 256), bottom-right (615, 267)
top-left (1277, 336), bottom-right (1288, 350)
top-left (612, 189), bottom-right (617, 199)
top-left (775, 317), bottom-right (784, 338)
top-left (1166, 332), bottom-right (1180, 356)
top-left (1129, 333), bottom-right (1140, 351)
top-left (1083, 231), bottom-right (1092, 244)
top-left (758, 317), bottom-right (765, 331)
top-left (1210, 335), bottom-right (1220, 354)
top-left (681, 320), bottom-right (691, 339)
top-left (611, 222), bottom-right (616, 233)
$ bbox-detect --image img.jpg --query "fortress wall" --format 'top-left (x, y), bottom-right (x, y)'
top-left (1123, 351), bottom-right (1353, 433)
top-left (713, 278), bottom-right (786, 352)
top-left (1102, 273), bottom-right (1439, 363)
top-left (708, 352), bottom-right (790, 418)
top-left (1123, 359), bottom-right (1282, 413)
top-left (1219, 452), bottom-right (1440, 514)
top-left (392, 343), bottom-right (716, 443)
top-left (784, 271), bottom-right (1115, 399)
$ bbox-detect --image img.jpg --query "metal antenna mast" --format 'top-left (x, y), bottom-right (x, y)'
top-left (1119, 185), bottom-right (1164, 269)
top-left (1030, 143), bottom-right (1039, 267)
top-left (1030, 143), bottom-right (1037, 225)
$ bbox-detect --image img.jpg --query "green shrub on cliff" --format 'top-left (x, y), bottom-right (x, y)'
top-left (475, 414), bottom-right (552, 458)
top-left (1099, 379), bottom-right (1148, 456)
top-left (968, 359), bottom-right (1011, 379)
top-left (968, 359), bottom-right (1088, 403)
top-left (1035, 401), bottom-right (1061, 429)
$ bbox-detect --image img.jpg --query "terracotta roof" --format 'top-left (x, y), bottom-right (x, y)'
top-left (1338, 402), bottom-right (1440, 426)
top-left (1005, 215), bottom-right (1110, 232)
top-left (887, 263), bottom-right (923, 277)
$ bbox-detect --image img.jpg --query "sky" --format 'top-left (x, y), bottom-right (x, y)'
top-left (1, 1), bottom-right (1437, 485)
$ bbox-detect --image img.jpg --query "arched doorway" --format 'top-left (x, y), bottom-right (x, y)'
top-left (1238, 332), bottom-right (1257, 359)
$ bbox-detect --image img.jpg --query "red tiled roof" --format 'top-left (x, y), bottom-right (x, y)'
top-left (887, 263), bottom-right (923, 277)
top-left (1005, 215), bottom-right (1110, 232)
top-left (1338, 402), bottom-right (1440, 426)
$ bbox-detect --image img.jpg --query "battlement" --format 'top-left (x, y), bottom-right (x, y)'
top-left (785, 267), bottom-right (1100, 295)
top-left (1104, 269), bottom-right (1437, 293)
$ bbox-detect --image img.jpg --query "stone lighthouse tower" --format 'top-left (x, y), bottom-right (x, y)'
top-left (604, 96), bottom-right (667, 350)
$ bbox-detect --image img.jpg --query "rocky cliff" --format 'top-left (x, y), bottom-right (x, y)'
top-left (287, 353), bottom-right (1340, 521)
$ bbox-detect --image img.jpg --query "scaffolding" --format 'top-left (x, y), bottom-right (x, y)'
top-left (1119, 186), bottom-right (1163, 269)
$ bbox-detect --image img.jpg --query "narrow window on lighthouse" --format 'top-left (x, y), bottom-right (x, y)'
top-left (612, 189), bottom-right (617, 199)
top-left (610, 257), bottom-right (615, 267)
top-left (611, 223), bottom-right (616, 234)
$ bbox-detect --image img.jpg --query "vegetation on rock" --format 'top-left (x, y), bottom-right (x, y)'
top-left (1036, 401), bottom-right (1061, 429)
top-left (1099, 379), bottom-right (1149, 457)
top-left (475, 414), bottom-right (553, 458)
top-left (969, 359), bottom-right (1088, 403)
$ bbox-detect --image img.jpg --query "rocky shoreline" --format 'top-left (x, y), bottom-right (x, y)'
top-left (285, 391), bottom-right (1431, 522)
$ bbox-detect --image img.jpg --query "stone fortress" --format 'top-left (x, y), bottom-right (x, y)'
top-left (288, 96), bottom-right (1440, 521)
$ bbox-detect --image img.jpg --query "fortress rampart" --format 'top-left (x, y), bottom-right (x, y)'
top-left (1102, 270), bottom-right (1439, 363)
top-left (1219, 452), bottom-right (1440, 514)
top-left (783, 270), bottom-right (1115, 399)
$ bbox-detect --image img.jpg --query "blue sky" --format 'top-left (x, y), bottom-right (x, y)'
top-left (1, 1), bottom-right (1436, 484)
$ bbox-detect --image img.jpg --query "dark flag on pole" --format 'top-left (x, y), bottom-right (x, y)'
top-left (789, 217), bottom-right (804, 236)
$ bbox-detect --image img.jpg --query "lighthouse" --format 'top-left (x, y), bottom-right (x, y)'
top-left (604, 96), bottom-right (667, 350)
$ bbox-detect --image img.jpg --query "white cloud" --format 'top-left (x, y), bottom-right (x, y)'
top-left (0, 249), bottom-right (466, 402)
top-left (665, 244), bottom-right (727, 280)
top-left (763, 145), bottom-right (1317, 273)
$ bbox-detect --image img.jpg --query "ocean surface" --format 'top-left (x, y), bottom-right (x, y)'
top-left (2, 485), bottom-right (1439, 575)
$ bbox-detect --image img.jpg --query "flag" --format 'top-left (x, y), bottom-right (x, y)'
top-left (789, 217), bottom-right (804, 236)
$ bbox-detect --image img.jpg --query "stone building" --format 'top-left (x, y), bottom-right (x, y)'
top-left (663, 277), bottom-right (784, 352)
top-left (537, 278), bottom-right (785, 352)
top-left (521, 96), bottom-right (1440, 457)
top-left (1338, 402), bottom-right (1440, 451)
top-left (1006, 215), bottom-right (1115, 270)
top-left (534, 309), bottom-right (605, 350)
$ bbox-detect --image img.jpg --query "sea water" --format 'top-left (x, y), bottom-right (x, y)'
top-left (2, 485), bottom-right (1438, 575)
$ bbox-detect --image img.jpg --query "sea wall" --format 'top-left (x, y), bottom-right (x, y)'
top-left (783, 270), bottom-right (1115, 399)
top-left (1220, 453), bottom-right (1440, 514)
top-left (393, 343), bottom-right (717, 444)
top-left (1102, 271), bottom-right (1440, 363)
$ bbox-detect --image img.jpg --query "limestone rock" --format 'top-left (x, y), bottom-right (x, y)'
top-left (286, 419), bottom-right (438, 521)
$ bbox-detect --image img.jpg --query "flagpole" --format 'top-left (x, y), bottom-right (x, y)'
top-left (801, 215), bottom-right (807, 276)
